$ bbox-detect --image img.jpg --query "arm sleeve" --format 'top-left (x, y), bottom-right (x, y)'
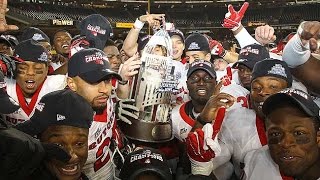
top-left (282, 34), bottom-right (311, 68)
top-left (234, 28), bottom-right (260, 48)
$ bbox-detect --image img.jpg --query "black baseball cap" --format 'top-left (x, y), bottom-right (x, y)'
top-left (15, 89), bottom-right (94, 136)
top-left (251, 58), bottom-right (292, 87)
top-left (20, 27), bottom-right (50, 43)
top-left (3, 35), bottom-right (19, 47)
top-left (119, 147), bottom-right (172, 180)
top-left (232, 44), bottom-right (270, 70)
top-left (13, 39), bottom-right (49, 63)
top-left (0, 35), bottom-right (13, 47)
top-left (168, 29), bottom-right (185, 43)
top-left (79, 14), bottom-right (113, 50)
top-left (185, 33), bottom-right (210, 52)
top-left (187, 59), bottom-right (216, 79)
top-left (68, 48), bottom-right (122, 83)
top-left (138, 35), bottom-right (152, 52)
top-left (263, 88), bottom-right (320, 121)
top-left (0, 71), bottom-right (19, 114)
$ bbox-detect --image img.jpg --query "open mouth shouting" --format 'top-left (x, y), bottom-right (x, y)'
top-left (25, 80), bottom-right (36, 89)
top-left (59, 163), bottom-right (81, 176)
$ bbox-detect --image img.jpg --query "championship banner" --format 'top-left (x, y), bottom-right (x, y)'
top-left (116, 22), bottom-right (134, 28)
top-left (119, 29), bottom-right (177, 143)
top-left (51, 19), bottom-right (74, 26)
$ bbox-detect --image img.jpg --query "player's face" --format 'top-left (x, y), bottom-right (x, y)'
top-left (54, 31), bottom-right (72, 55)
top-left (171, 35), bottom-right (185, 61)
top-left (250, 76), bottom-right (288, 118)
top-left (40, 125), bottom-right (88, 180)
top-left (16, 61), bottom-right (48, 98)
top-left (213, 58), bottom-right (228, 71)
top-left (0, 42), bottom-right (13, 56)
top-left (237, 64), bottom-right (252, 90)
top-left (152, 45), bottom-right (167, 56)
top-left (187, 70), bottom-right (216, 105)
top-left (69, 76), bottom-right (112, 111)
top-left (103, 45), bottom-right (121, 72)
top-left (266, 106), bottom-right (320, 177)
top-left (185, 51), bottom-right (210, 63)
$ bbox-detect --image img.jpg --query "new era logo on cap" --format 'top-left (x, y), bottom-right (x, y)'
top-left (268, 64), bottom-right (287, 78)
top-left (87, 24), bottom-right (106, 36)
top-left (0, 81), bottom-right (5, 89)
top-left (57, 114), bottom-right (66, 121)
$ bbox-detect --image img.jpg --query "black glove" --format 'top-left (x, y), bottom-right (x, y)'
top-left (0, 127), bottom-right (71, 180)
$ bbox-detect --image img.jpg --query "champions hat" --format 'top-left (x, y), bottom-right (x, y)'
top-left (119, 148), bottom-right (172, 180)
top-left (251, 59), bottom-right (292, 87)
top-left (0, 71), bottom-right (19, 114)
top-left (185, 33), bottom-right (210, 52)
top-left (79, 14), bottom-right (113, 50)
top-left (68, 48), bottom-right (122, 83)
top-left (187, 59), bottom-right (216, 79)
top-left (20, 27), bottom-right (50, 43)
top-left (13, 39), bottom-right (49, 63)
top-left (232, 44), bottom-right (270, 70)
top-left (138, 35), bottom-right (152, 52)
top-left (263, 88), bottom-right (320, 121)
top-left (16, 89), bottom-right (94, 136)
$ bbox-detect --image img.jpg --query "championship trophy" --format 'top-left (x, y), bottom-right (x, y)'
top-left (118, 29), bottom-right (180, 143)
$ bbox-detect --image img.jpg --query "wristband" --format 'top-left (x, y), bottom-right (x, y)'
top-left (133, 18), bottom-right (145, 30)
top-left (118, 80), bottom-right (129, 85)
top-left (196, 115), bottom-right (209, 126)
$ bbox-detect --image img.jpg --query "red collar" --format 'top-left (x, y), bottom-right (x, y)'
top-left (16, 80), bottom-right (45, 116)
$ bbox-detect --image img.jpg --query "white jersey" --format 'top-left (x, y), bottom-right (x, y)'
top-left (206, 84), bottom-right (267, 178)
top-left (4, 75), bottom-right (66, 125)
top-left (172, 101), bottom-right (195, 142)
top-left (243, 146), bottom-right (319, 180)
top-left (173, 83), bottom-right (251, 180)
top-left (83, 98), bottom-right (117, 180)
top-left (171, 101), bottom-right (233, 180)
top-left (244, 146), bottom-right (286, 180)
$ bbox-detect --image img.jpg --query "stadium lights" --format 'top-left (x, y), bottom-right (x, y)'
top-left (216, 0), bottom-right (244, 2)
top-left (154, 1), bottom-right (181, 3)
top-left (120, 0), bottom-right (148, 3)
top-left (185, 1), bottom-right (213, 3)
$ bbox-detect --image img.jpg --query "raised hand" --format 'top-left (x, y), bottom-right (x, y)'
top-left (0, 0), bottom-right (18, 32)
top-left (119, 53), bottom-right (141, 82)
top-left (297, 21), bottom-right (320, 52)
top-left (255, 25), bottom-right (277, 46)
top-left (222, 2), bottom-right (249, 31)
top-left (209, 39), bottom-right (227, 57)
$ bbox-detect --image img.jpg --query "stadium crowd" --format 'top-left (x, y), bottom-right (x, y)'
top-left (0, 0), bottom-right (320, 180)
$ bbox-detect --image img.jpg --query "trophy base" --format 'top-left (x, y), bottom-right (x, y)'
top-left (118, 118), bottom-right (173, 143)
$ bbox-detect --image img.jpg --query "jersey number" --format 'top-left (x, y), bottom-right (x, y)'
top-left (94, 137), bottom-right (111, 171)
